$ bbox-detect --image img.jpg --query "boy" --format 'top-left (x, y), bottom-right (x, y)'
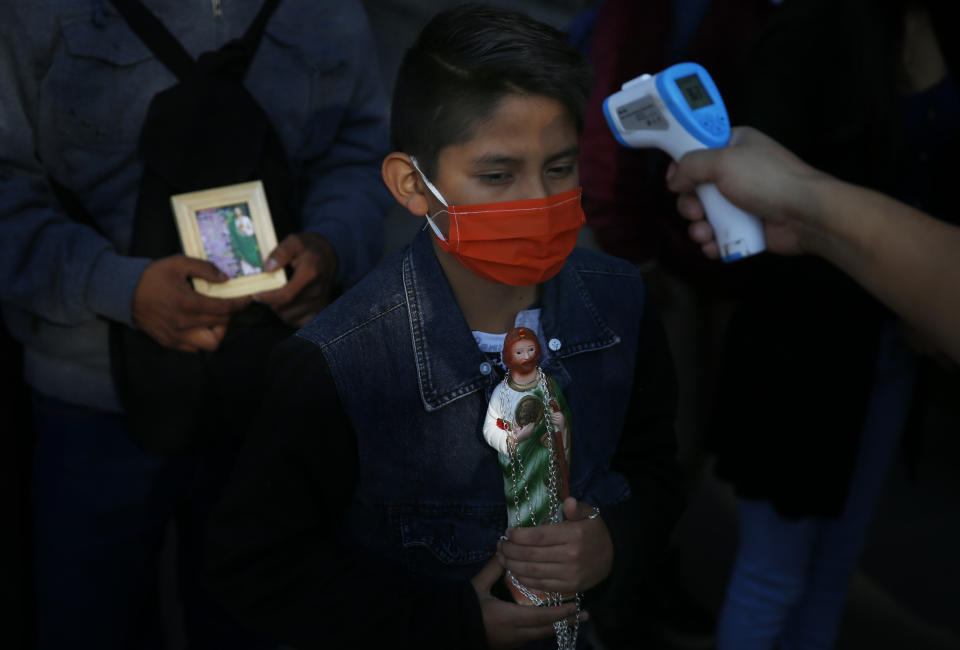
top-left (207, 5), bottom-right (681, 648)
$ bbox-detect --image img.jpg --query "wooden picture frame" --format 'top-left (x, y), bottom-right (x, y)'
top-left (170, 180), bottom-right (287, 298)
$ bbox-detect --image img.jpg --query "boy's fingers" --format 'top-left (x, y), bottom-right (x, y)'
top-left (515, 622), bottom-right (563, 643)
top-left (508, 574), bottom-right (571, 593)
top-left (514, 602), bottom-right (578, 629)
top-left (500, 539), bottom-right (563, 564)
top-left (503, 559), bottom-right (565, 584)
top-left (505, 525), bottom-right (566, 547)
top-left (562, 496), bottom-right (598, 522)
top-left (471, 556), bottom-right (505, 593)
top-left (561, 496), bottom-right (578, 521)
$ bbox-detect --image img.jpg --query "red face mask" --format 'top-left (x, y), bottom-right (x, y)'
top-left (412, 157), bottom-right (585, 287)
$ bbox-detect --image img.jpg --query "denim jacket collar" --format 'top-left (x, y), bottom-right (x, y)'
top-left (404, 230), bottom-right (621, 411)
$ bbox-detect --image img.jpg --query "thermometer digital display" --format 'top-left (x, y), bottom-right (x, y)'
top-left (603, 62), bottom-right (765, 262)
top-left (676, 74), bottom-right (714, 109)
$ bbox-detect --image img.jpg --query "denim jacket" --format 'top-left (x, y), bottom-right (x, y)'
top-left (0, 0), bottom-right (391, 410)
top-left (297, 230), bottom-right (651, 582)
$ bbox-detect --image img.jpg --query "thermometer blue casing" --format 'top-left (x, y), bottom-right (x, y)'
top-left (655, 62), bottom-right (730, 148)
top-left (602, 62), bottom-right (765, 261)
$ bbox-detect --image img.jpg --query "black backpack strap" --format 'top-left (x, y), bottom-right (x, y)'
top-left (242, 0), bottom-right (282, 48)
top-left (195, 0), bottom-right (282, 78)
top-left (108, 0), bottom-right (195, 80)
top-left (110, 0), bottom-right (283, 80)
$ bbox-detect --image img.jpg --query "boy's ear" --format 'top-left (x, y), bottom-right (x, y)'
top-left (381, 152), bottom-right (429, 217)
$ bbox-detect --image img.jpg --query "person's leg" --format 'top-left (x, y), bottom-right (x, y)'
top-left (716, 498), bottom-right (819, 650)
top-left (780, 323), bottom-right (917, 650)
top-left (32, 393), bottom-right (188, 650)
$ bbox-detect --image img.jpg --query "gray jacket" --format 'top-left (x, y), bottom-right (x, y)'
top-left (0, 0), bottom-right (391, 410)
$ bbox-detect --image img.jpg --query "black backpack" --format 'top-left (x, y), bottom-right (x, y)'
top-left (106, 0), bottom-right (296, 453)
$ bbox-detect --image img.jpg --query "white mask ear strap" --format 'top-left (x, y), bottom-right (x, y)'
top-left (424, 210), bottom-right (448, 242)
top-left (410, 155), bottom-right (449, 242)
top-left (409, 155), bottom-right (449, 206)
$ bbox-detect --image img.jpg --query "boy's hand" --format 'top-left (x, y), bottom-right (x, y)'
top-left (254, 232), bottom-right (338, 327)
top-left (470, 556), bottom-right (582, 649)
top-left (498, 497), bottom-right (612, 593)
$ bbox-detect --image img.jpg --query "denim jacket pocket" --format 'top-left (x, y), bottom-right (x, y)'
top-left (60, 14), bottom-right (153, 66)
top-left (397, 504), bottom-right (505, 579)
top-left (50, 15), bottom-right (161, 154)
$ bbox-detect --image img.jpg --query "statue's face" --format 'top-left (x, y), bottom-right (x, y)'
top-left (507, 340), bottom-right (539, 374)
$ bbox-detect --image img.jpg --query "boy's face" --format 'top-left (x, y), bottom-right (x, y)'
top-left (424, 94), bottom-right (579, 237)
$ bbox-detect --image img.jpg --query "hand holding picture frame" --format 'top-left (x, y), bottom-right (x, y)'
top-left (171, 180), bottom-right (287, 298)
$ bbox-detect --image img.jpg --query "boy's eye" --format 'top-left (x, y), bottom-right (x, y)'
top-left (478, 172), bottom-right (512, 184)
top-left (545, 163), bottom-right (575, 178)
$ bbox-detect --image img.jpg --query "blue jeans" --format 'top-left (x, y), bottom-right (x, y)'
top-left (716, 324), bottom-right (916, 650)
top-left (32, 393), bottom-right (274, 650)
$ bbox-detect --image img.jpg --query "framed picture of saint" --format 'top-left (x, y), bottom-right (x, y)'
top-left (170, 180), bottom-right (287, 298)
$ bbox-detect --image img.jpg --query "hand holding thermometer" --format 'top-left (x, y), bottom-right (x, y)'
top-left (603, 62), bottom-right (765, 261)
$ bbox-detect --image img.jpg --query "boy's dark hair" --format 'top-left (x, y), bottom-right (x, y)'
top-left (391, 3), bottom-right (592, 178)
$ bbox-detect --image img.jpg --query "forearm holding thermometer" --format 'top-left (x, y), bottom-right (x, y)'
top-left (603, 62), bottom-right (765, 261)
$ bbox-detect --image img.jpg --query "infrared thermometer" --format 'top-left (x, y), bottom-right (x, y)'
top-left (603, 62), bottom-right (765, 262)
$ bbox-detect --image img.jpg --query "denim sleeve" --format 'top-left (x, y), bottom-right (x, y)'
top-left (290, 4), bottom-right (392, 288)
top-left (0, 11), bottom-right (149, 328)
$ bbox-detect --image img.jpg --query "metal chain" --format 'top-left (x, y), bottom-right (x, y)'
top-left (501, 377), bottom-right (536, 529)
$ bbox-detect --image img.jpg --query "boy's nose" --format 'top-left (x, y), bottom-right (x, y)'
top-left (518, 177), bottom-right (550, 200)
